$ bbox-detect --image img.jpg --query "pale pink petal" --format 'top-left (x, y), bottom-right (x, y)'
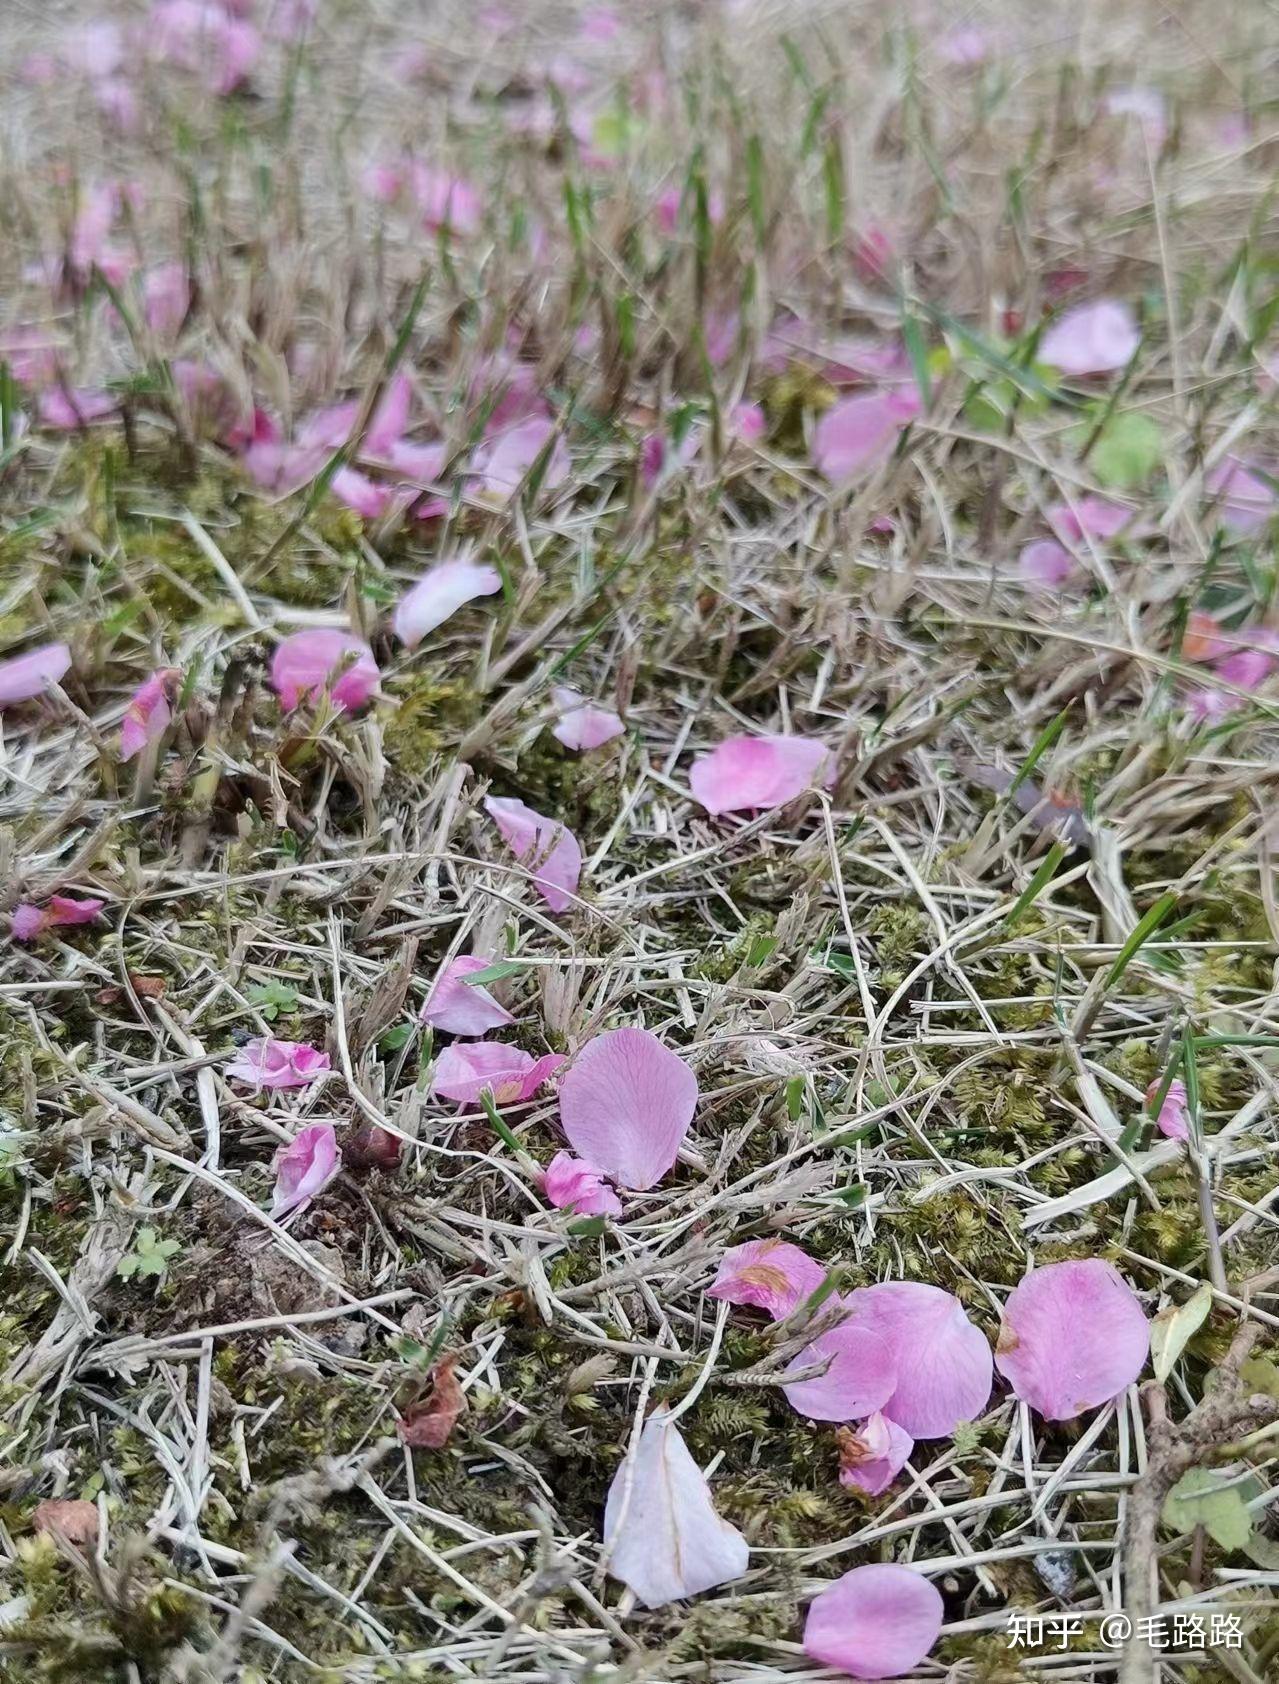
top-left (782, 1318), bottom-right (898, 1422)
top-left (227, 1036), bottom-right (331, 1092)
top-left (272, 1122), bottom-right (340, 1215)
top-left (804, 1563), bottom-right (943, 1679)
top-left (844, 1281), bottom-right (993, 1438)
top-left (1019, 539), bottom-right (1075, 589)
top-left (472, 417), bottom-right (569, 501)
top-left (1104, 86), bottom-right (1168, 149)
top-left (143, 262), bottom-right (190, 337)
top-left (939, 26), bottom-right (992, 65)
top-left (550, 686), bottom-right (624, 751)
top-left (10, 905), bottom-right (47, 941)
top-left (544, 1150), bottom-right (622, 1216)
top-left (817, 337), bottom-right (910, 386)
top-left (995, 1259), bottom-right (1150, 1421)
top-left (484, 795), bottom-right (582, 913)
top-left (689, 734), bottom-right (832, 815)
top-left (812, 389), bottom-right (919, 482)
top-left (704, 310), bottom-right (738, 366)
top-left (1039, 299), bottom-right (1140, 376)
top-left (1047, 494), bottom-right (1145, 545)
top-left (0, 643), bottom-right (71, 706)
top-left (1186, 686), bottom-right (1236, 724)
top-left (603, 1411), bottom-right (749, 1607)
top-left (330, 466), bottom-right (393, 520)
top-left (837, 1411), bottom-right (915, 1496)
top-left (1206, 458), bottom-right (1277, 532)
top-left (393, 558), bottom-right (502, 648)
top-left (412, 166), bottom-right (482, 236)
top-left (47, 896), bottom-right (105, 927)
top-left (852, 223), bottom-right (896, 285)
top-left (120, 668), bottom-right (177, 761)
top-left (420, 956), bottom-right (515, 1035)
top-left (270, 630), bottom-right (379, 712)
top-left (708, 1238), bottom-right (826, 1318)
top-left (431, 1040), bottom-right (564, 1106)
top-left (380, 438), bottom-right (447, 483)
top-left (362, 159), bottom-right (405, 202)
top-left (558, 1026), bottom-right (697, 1191)
top-left (38, 388), bottom-right (117, 429)
top-left (729, 402), bottom-right (766, 444)
top-left (1146, 1077), bottom-right (1189, 1142)
top-left (0, 326), bottom-right (60, 387)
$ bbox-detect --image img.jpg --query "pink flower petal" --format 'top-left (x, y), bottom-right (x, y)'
top-left (1104, 86), bottom-right (1168, 149)
top-left (411, 166), bottom-right (482, 236)
top-left (270, 630), bottom-right (379, 713)
top-left (38, 388), bottom-right (117, 429)
top-left (689, 734), bottom-right (832, 816)
top-left (393, 558), bottom-right (502, 648)
top-left (0, 643), bottom-right (71, 707)
top-left (143, 262), bottom-right (190, 337)
top-left (10, 905), bottom-right (47, 941)
top-left (782, 1318), bottom-right (899, 1422)
top-left (431, 1040), bottom-right (564, 1107)
top-left (708, 1238), bottom-right (827, 1319)
top-left (1206, 458), bottom-right (1277, 532)
top-left (544, 1150), bottom-right (622, 1216)
top-left (729, 401), bottom-right (766, 444)
top-left (804, 1563), bottom-right (944, 1679)
top-left (1047, 495), bottom-right (1141, 545)
top-left (472, 417), bottom-right (569, 501)
top-left (120, 668), bottom-right (178, 761)
top-left (550, 686), bottom-right (624, 752)
top-left (420, 956), bottom-right (515, 1036)
top-left (837, 1411), bottom-right (915, 1496)
top-left (1039, 299), bottom-right (1140, 376)
top-left (1146, 1076), bottom-right (1189, 1142)
top-left (330, 466), bottom-right (393, 521)
top-left (844, 1281), bottom-right (993, 1438)
top-left (1215, 649), bottom-right (1275, 690)
top-left (603, 1411), bottom-right (749, 1608)
top-left (995, 1259), bottom-right (1150, 1421)
top-left (272, 1122), bottom-right (340, 1216)
top-left (812, 389), bottom-right (919, 483)
top-left (484, 795), bottom-right (582, 913)
top-left (47, 896), bottom-right (105, 927)
top-left (227, 1036), bottom-right (331, 1092)
top-left (559, 1026), bottom-right (697, 1191)
top-left (1019, 539), bottom-right (1075, 589)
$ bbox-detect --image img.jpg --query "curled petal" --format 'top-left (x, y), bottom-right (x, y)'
top-left (1146, 1076), bottom-right (1189, 1142)
top-left (550, 686), bottom-right (624, 752)
top-left (995, 1259), bottom-right (1149, 1421)
top-left (432, 1040), bottom-right (564, 1107)
top-left (270, 630), bottom-right (379, 712)
top-left (10, 905), bottom-right (47, 941)
top-left (227, 1037), bottom-right (331, 1092)
top-left (837, 1411), bottom-right (915, 1496)
top-left (420, 956), bottom-right (515, 1036)
top-left (393, 558), bottom-right (502, 648)
top-left (484, 795), bottom-right (582, 913)
top-left (47, 896), bottom-right (105, 927)
top-left (559, 1026), bottom-right (697, 1191)
top-left (272, 1122), bottom-right (340, 1216)
top-left (708, 1238), bottom-right (826, 1319)
top-left (690, 734), bottom-right (832, 815)
top-left (120, 669), bottom-right (178, 761)
top-left (544, 1150), bottom-right (622, 1216)
top-left (0, 643), bottom-right (71, 707)
top-left (804, 1563), bottom-right (944, 1679)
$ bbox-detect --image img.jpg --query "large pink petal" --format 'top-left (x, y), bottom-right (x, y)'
top-left (708, 1238), bottom-right (826, 1319)
top-left (559, 1026), bottom-right (697, 1191)
top-left (604, 1412), bottom-right (749, 1607)
top-left (1040, 299), bottom-right (1140, 376)
top-left (550, 686), bottom-right (624, 751)
top-left (270, 630), bottom-right (379, 712)
top-left (689, 734), bottom-right (831, 815)
top-left (812, 389), bottom-right (919, 482)
top-left (782, 1319), bottom-right (898, 1422)
top-left (393, 558), bottom-right (502, 648)
top-left (484, 795), bottom-right (582, 913)
top-left (0, 643), bottom-right (71, 706)
top-left (804, 1564), bottom-right (944, 1679)
top-left (46, 896), bottom-right (105, 928)
top-left (420, 956), bottom-right (515, 1035)
top-left (995, 1259), bottom-right (1150, 1421)
top-left (844, 1281), bottom-right (992, 1438)
top-left (1047, 495), bottom-right (1142, 545)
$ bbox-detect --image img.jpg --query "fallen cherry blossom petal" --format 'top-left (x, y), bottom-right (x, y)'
top-left (38, 388), bottom-right (117, 429)
top-left (996, 1259), bottom-right (1150, 1420)
top-left (270, 629), bottom-right (379, 712)
top-left (1146, 1077), bottom-right (1190, 1142)
top-left (804, 1563), bottom-right (944, 1679)
top-left (551, 686), bottom-right (624, 751)
top-left (1039, 299), bottom-right (1140, 376)
top-left (432, 1040), bottom-right (565, 1107)
top-left (603, 1411), bottom-right (749, 1607)
top-left (0, 643), bottom-right (71, 706)
top-left (271, 1122), bottom-right (340, 1215)
top-left (708, 1238), bottom-right (826, 1318)
top-left (472, 416), bottom-right (569, 501)
top-left (393, 558), bottom-right (502, 648)
top-left (1047, 495), bottom-right (1142, 545)
top-left (843, 1280), bottom-right (993, 1438)
top-left (812, 388), bottom-right (919, 482)
top-left (690, 734), bottom-right (832, 815)
top-left (10, 905), bottom-right (47, 941)
top-left (484, 795), bottom-right (582, 913)
top-left (226, 1037), bottom-right (331, 1092)
top-left (558, 1026), bottom-right (697, 1191)
top-left (837, 1412), bottom-right (914, 1496)
top-left (420, 956), bottom-right (515, 1036)
top-left (544, 1150), bottom-right (623, 1216)
top-left (47, 896), bottom-right (105, 928)
top-left (120, 669), bottom-right (178, 761)
top-left (1205, 458), bottom-right (1277, 532)
top-left (1019, 539), bottom-right (1075, 589)
top-left (782, 1319), bottom-right (898, 1422)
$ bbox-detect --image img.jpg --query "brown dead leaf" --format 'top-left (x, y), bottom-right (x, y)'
top-left (34, 1498), bottom-right (99, 1546)
top-left (398, 1354), bottom-right (467, 1449)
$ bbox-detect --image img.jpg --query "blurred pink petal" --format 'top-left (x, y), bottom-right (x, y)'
top-left (818, 337), bottom-right (910, 386)
top-left (813, 389), bottom-right (919, 482)
top-left (844, 1281), bottom-right (993, 1438)
top-left (227, 1036), bottom-right (331, 1092)
top-left (729, 402), bottom-right (766, 444)
top-left (783, 1317), bottom-right (898, 1422)
top-left (393, 558), bottom-right (502, 648)
top-left (270, 630), bottom-right (379, 712)
top-left (47, 896), bottom-right (105, 927)
top-left (472, 417), bottom-right (569, 501)
top-left (10, 905), bottom-right (46, 941)
top-left (640, 425), bottom-right (700, 489)
top-left (1039, 299), bottom-right (1139, 376)
top-left (484, 794), bottom-right (582, 913)
top-left (708, 1238), bottom-right (826, 1318)
top-left (330, 466), bottom-right (393, 520)
top-left (550, 686), bottom-right (624, 751)
top-left (267, 0), bottom-right (318, 39)
top-left (837, 1411), bottom-right (914, 1496)
top-left (411, 165), bottom-right (482, 236)
top-left (0, 643), bottom-right (71, 706)
top-left (852, 222), bottom-right (896, 285)
top-left (1104, 85), bottom-right (1168, 149)
top-left (1215, 648), bottom-right (1275, 689)
top-left (150, 2), bottom-right (260, 95)
top-left (690, 734), bottom-right (832, 815)
top-left (120, 668), bottom-right (177, 761)
top-left (1186, 686), bottom-right (1236, 724)
top-left (38, 388), bottom-right (117, 429)
top-left (144, 262), bottom-right (190, 337)
top-left (1, 326), bottom-right (60, 387)
top-left (1019, 539), bottom-right (1075, 589)
top-left (1206, 457), bottom-right (1277, 532)
top-left (381, 438), bottom-right (447, 483)
top-left (559, 1026), bottom-right (697, 1191)
top-left (95, 78), bottom-right (140, 131)
top-left (361, 159), bottom-right (404, 202)
top-left (544, 1150), bottom-right (622, 1216)
top-left (1047, 495), bottom-right (1141, 545)
top-left (804, 1563), bottom-right (943, 1679)
top-left (431, 1040), bottom-right (564, 1106)
top-left (604, 1411), bottom-right (749, 1608)
top-left (939, 26), bottom-right (992, 65)
top-left (420, 955), bottom-right (515, 1035)
top-left (272, 1122), bottom-right (340, 1215)
top-left (995, 1259), bottom-right (1149, 1420)
top-left (1146, 1076), bottom-right (1189, 1142)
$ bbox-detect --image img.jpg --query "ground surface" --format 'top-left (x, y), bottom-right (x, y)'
top-left (2, 1), bottom-right (1279, 1680)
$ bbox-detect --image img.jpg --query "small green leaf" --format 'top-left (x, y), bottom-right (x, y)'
top-left (1163, 1468), bottom-right (1255, 1550)
top-left (379, 1023), bottom-right (415, 1053)
top-left (1084, 410), bottom-right (1163, 489)
top-left (1151, 1281), bottom-right (1213, 1382)
top-left (248, 980), bottom-right (300, 1021)
top-left (745, 933), bottom-right (778, 967)
top-left (460, 960), bottom-right (526, 988)
top-left (785, 1075), bottom-right (806, 1121)
top-left (568, 1215), bottom-right (607, 1238)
